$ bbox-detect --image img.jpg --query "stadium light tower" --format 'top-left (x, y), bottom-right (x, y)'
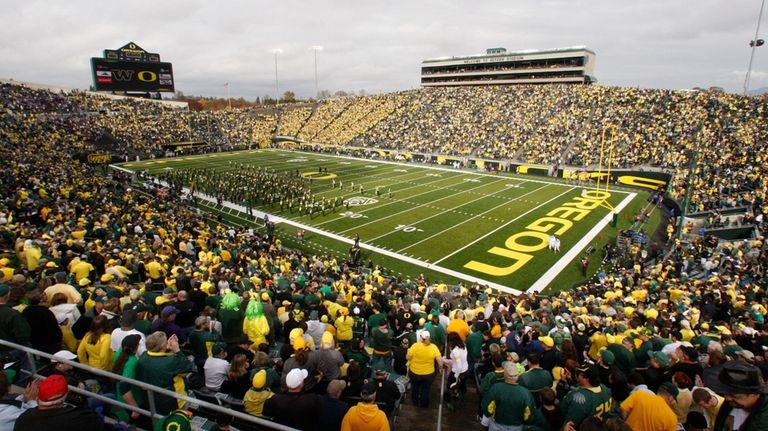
top-left (744, 0), bottom-right (766, 94)
top-left (272, 48), bottom-right (282, 102)
top-left (312, 45), bottom-right (323, 99)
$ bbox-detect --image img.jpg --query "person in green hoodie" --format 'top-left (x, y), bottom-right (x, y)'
top-left (481, 361), bottom-right (538, 430)
top-left (135, 331), bottom-right (194, 415)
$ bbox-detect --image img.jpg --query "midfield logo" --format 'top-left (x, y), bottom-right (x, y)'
top-left (345, 197), bottom-right (378, 206)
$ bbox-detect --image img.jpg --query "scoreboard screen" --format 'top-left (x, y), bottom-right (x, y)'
top-left (91, 58), bottom-right (175, 92)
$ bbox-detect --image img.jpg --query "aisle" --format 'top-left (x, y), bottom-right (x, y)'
top-left (397, 373), bottom-right (486, 431)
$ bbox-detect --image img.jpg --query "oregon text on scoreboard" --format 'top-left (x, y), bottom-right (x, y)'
top-left (90, 42), bottom-right (175, 93)
top-left (420, 46), bottom-right (596, 87)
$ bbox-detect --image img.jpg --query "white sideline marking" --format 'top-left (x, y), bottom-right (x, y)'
top-left (528, 192), bottom-right (637, 293)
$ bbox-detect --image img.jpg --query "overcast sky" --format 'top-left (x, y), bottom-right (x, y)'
top-left (1, 0), bottom-right (766, 99)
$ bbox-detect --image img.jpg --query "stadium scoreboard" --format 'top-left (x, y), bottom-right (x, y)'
top-left (421, 46), bottom-right (596, 87)
top-left (91, 42), bottom-right (175, 93)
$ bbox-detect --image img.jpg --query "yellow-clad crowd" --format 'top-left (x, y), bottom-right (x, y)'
top-left (0, 82), bottom-right (767, 431)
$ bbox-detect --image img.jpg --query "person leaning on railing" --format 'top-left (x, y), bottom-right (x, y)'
top-left (135, 331), bottom-right (194, 415)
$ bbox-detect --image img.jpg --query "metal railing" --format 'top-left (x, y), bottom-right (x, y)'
top-left (0, 339), bottom-right (298, 431)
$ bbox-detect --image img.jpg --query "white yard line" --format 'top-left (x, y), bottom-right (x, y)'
top-left (313, 172), bottom-right (489, 228)
top-left (336, 177), bottom-right (508, 234)
top-left (527, 192), bottom-right (637, 293)
top-left (273, 149), bottom-right (632, 194)
top-left (433, 187), bottom-right (574, 265)
top-left (396, 183), bottom-right (549, 253)
top-left (112, 151), bottom-right (638, 295)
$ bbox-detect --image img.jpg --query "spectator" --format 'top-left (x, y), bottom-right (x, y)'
top-left (21, 289), bottom-right (60, 355)
top-left (0, 372), bottom-right (37, 431)
top-left (13, 375), bottom-right (118, 430)
top-left (243, 370), bottom-right (274, 417)
top-left (318, 379), bottom-right (350, 431)
top-left (220, 353), bottom-right (250, 399)
top-left (406, 330), bottom-right (443, 408)
top-left (559, 364), bottom-right (613, 427)
top-left (109, 309), bottom-right (146, 357)
top-left (341, 382), bottom-right (390, 431)
top-left (481, 361), bottom-right (537, 430)
top-left (204, 343), bottom-right (230, 392)
top-left (135, 332), bottom-right (194, 415)
top-left (263, 368), bottom-right (320, 430)
top-left (76, 314), bottom-right (112, 371)
top-left (704, 361), bottom-right (768, 431)
top-left (111, 334), bottom-right (143, 423)
top-left (620, 381), bottom-right (679, 431)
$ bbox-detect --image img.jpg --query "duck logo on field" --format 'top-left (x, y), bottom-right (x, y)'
top-left (345, 197), bottom-right (378, 206)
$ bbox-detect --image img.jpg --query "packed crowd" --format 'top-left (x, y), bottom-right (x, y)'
top-left (0, 82), bottom-right (767, 431)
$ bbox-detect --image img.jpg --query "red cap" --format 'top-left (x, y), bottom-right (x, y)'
top-left (38, 375), bottom-right (68, 406)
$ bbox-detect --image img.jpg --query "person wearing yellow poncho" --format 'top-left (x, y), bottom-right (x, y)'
top-left (335, 307), bottom-right (354, 343)
top-left (243, 297), bottom-right (270, 347)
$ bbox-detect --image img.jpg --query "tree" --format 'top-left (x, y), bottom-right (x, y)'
top-left (318, 90), bottom-right (331, 99)
top-left (282, 91), bottom-right (296, 103)
top-left (334, 90), bottom-right (348, 98)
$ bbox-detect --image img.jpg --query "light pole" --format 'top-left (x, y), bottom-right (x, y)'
top-left (744, 0), bottom-right (766, 94)
top-left (312, 45), bottom-right (323, 99)
top-left (272, 48), bottom-right (282, 102)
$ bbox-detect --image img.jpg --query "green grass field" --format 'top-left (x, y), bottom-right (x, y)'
top-left (118, 149), bottom-right (657, 294)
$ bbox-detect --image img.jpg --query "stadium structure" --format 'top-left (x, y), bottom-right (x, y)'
top-left (1, 39), bottom-right (767, 431)
top-left (421, 46), bottom-right (596, 86)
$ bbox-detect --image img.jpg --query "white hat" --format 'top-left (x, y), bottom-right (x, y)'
top-left (285, 368), bottom-right (308, 389)
top-left (419, 330), bottom-right (431, 341)
top-left (52, 350), bottom-right (78, 363)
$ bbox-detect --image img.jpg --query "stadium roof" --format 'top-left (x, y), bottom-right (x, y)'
top-left (423, 46), bottom-right (595, 64)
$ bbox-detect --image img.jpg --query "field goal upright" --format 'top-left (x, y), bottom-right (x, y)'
top-left (593, 126), bottom-right (618, 222)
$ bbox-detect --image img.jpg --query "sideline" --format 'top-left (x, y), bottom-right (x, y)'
top-left (528, 192), bottom-right (637, 293)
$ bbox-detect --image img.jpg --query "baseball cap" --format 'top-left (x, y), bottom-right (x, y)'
top-left (161, 306), bottom-right (179, 318)
top-left (418, 330), bottom-right (431, 341)
top-left (599, 349), bottom-right (615, 365)
top-left (575, 363), bottom-right (600, 382)
top-left (38, 375), bottom-right (69, 407)
top-left (360, 381), bottom-right (377, 398)
top-left (159, 410), bottom-right (193, 431)
top-left (285, 368), bottom-right (308, 389)
top-left (51, 350), bottom-right (78, 363)
top-left (0, 284), bottom-right (9, 296)
top-left (649, 351), bottom-right (670, 367)
top-left (538, 336), bottom-right (554, 348)
top-left (211, 342), bottom-right (226, 356)
top-left (658, 381), bottom-right (679, 399)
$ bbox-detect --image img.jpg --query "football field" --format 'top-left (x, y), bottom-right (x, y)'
top-left (118, 149), bottom-right (643, 294)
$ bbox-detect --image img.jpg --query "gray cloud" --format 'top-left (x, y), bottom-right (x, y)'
top-left (1, 0), bottom-right (765, 99)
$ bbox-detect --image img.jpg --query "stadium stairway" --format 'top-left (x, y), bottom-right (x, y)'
top-left (398, 374), bottom-right (485, 431)
top-left (560, 102), bottom-right (597, 164)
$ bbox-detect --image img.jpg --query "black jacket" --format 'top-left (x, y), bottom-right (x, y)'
top-left (14, 405), bottom-right (117, 431)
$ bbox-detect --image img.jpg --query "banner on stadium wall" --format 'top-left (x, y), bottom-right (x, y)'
top-left (508, 164), bottom-right (550, 176)
top-left (557, 168), bottom-right (671, 191)
top-left (436, 156), bottom-right (462, 165)
top-left (469, 159), bottom-right (501, 170)
top-left (75, 152), bottom-right (114, 165)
